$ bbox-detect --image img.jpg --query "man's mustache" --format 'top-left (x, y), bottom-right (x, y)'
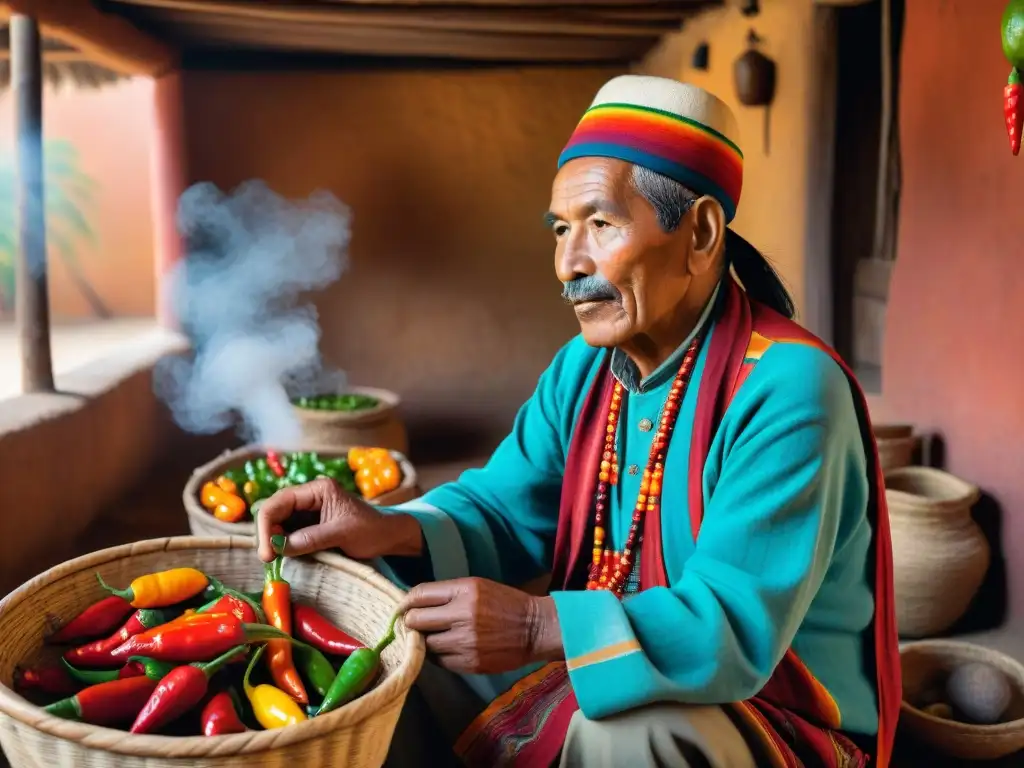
top-left (561, 276), bottom-right (620, 304)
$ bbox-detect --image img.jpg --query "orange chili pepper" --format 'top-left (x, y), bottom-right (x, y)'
top-left (214, 475), bottom-right (238, 495)
top-left (262, 536), bottom-right (307, 704)
top-left (347, 448), bottom-right (401, 500)
top-left (200, 481), bottom-right (247, 523)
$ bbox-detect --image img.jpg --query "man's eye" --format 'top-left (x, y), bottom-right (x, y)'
top-left (553, 224), bottom-right (569, 237)
top-left (592, 219), bottom-right (608, 229)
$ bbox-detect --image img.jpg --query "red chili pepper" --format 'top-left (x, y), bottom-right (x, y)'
top-left (46, 596), bottom-right (133, 645)
top-left (266, 450), bottom-right (285, 477)
top-left (44, 675), bottom-right (159, 725)
top-left (201, 688), bottom-right (247, 736)
top-left (110, 613), bottom-right (289, 663)
top-left (293, 604), bottom-right (365, 657)
top-left (64, 608), bottom-right (172, 668)
top-left (13, 663), bottom-right (81, 696)
top-left (130, 644), bottom-right (246, 734)
top-left (201, 594), bottom-right (259, 624)
top-left (263, 536), bottom-right (308, 704)
top-left (1006, 68), bottom-right (1023, 156)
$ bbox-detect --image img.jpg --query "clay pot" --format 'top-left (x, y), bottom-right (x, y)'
top-left (292, 386), bottom-right (409, 454)
top-left (886, 467), bottom-right (988, 638)
top-left (874, 423), bottom-right (917, 471)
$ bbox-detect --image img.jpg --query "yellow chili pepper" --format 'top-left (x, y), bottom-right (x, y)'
top-left (200, 481), bottom-right (248, 523)
top-left (347, 447), bottom-right (401, 501)
top-left (96, 567), bottom-right (209, 608)
top-left (244, 645), bottom-right (307, 729)
top-left (214, 475), bottom-right (238, 495)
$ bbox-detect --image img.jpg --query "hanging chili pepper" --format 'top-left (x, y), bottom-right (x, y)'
top-left (293, 604), bottom-right (364, 657)
top-left (64, 608), bottom-right (174, 668)
top-left (294, 644), bottom-right (336, 699)
top-left (61, 655), bottom-right (174, 686)
top-left (347, 448), bottom-right (401, 500)
top-left (243, 645), bottom-right (307, 729)
top-left (1006, 68), bottom-right (1023, 156)
top-left (200, 481), bottom-right (248, 523)
top-left (262, 535), bottom-right (308, 704)
top-left (13, 663), bottom-right (81, 696)
top-left (314, 613), bottom-right (398, 715)
top-left (265, 451), bottom-right (286, 478)
top-left (110, 613), bottom-right (290, 663)
top-left (97, 567), bottom-right (209, 608)
top-left (130, 644), bottom-right (247, 734)
top-left (45, 675), bottom-right (159, 726)
top-left (46, 596), bottom-right (133, 645)
top-left (201, 688), bottom-right (247, 736)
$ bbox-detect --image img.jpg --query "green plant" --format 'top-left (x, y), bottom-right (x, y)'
top-left (0, 138), bottom-right (109, 316)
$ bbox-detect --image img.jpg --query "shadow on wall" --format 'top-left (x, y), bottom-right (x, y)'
top-left (926, 435), bottom-right (1009, 635)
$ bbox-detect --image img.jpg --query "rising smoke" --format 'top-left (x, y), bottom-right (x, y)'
top-left (153, 180), bottom-right (351, 446)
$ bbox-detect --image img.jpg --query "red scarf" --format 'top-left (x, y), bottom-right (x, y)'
top-left (455, 279), bottom-right (900, 768)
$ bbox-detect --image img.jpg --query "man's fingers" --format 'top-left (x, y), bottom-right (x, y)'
top-left (403, 606), bottom-right (457, 634)
top-left (285, 521), bottom-right (342, 558)
top-left (423, 631), bottom-right (463, 657)
top-left (397, 580), bottom-right (467, 614)
top-left (255, 478), bottom-right (338, 561)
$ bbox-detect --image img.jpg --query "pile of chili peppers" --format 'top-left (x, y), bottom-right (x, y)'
top-left (16, 548), bottom-right (399, 736)
top-left (199, 448), bottom-right (403, 524)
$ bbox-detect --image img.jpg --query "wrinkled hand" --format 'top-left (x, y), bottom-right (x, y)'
top-left (398, 577), bottom-right (563, 675)
top-left (255, 477), bottom-right (423, 563)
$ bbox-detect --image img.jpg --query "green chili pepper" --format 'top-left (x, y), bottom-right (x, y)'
top-left (61, 656), bottom-right (174, 685)
top-left (222, 468), bottom-right (248, 487)
top-left (313, 613), bottom-right (398, 715)
top-left (243, 460), bottom-right (258, 481)
top-left (295, 644), bottom-right (336, 699)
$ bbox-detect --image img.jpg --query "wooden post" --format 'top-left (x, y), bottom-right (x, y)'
top-left (11, 15), bottom-right (54, 392)
top-left (150, 71), bottom-right (187, 329)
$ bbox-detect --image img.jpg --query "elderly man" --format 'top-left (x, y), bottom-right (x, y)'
top-left (258, 75), bottom-right (900, 768)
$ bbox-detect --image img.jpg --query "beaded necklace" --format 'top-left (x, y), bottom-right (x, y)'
top-left (586, 334), bottom-right (704, 595)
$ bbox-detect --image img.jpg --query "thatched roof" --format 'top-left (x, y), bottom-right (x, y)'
top-left (93, 0), bottom-right (720, 64)
top-left (0, 27), bottom-right (126, 90)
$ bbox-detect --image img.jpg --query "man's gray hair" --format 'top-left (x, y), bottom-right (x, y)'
top-left (630, 165), bottom-right (698, 233)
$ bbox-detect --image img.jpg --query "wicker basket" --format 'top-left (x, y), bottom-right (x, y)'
top-left (900, 640), bottom-right (1024, 760)
top-left (184, 445), bottom-right (420, 539)
top-left (292, 387), bottom-right (408, 454)
top-left (0, 536), bottom-right (425, 767)
top-left (886, 467), bottom-right (988, 638)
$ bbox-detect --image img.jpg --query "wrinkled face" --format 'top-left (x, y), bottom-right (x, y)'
top-left (547, 157), bottom-right (694, 349)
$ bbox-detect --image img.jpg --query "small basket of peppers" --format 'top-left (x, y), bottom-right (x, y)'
top-left (183, 445), bottom-right (420, 539)
top-left (0, 536), bottom-right (424, 768)
top-left (291, 385), bottom-right (409, 454)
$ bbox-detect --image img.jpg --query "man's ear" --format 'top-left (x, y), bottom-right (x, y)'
top-left (687, 196), bottom-right (726, 276)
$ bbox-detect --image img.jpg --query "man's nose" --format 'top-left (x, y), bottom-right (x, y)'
top-left (554, 229), bottom-right (594, 283)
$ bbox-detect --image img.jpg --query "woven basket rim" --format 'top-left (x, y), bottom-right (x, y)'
top-left (292, 386), bottom-right (400, 426)
top-left (182, 445), bottom-right (419, 537)
top-left (899, 639), bottom-right (1024, 734)
top-left (0, 536), bottom-right (426, 758)
top-left (885, 466), bottom-right (980, 510)
top-left (874, 423), bottom-right (914, 439)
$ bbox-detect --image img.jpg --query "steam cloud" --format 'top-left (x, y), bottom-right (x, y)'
top-left (153, 180), bottom-right (351, 445)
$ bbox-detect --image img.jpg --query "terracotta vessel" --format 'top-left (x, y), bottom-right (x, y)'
top-left (873, 423), bottom-right (918, 471)
top-left (293, 386), bottom-right (409, 453)
top-left (886, 467), bottom-right (988, 638)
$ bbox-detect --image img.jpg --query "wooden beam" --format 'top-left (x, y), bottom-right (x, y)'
top-left (11, 15), bottom-right (54, 393)
top-left (0, 49), bottom-right (96, 62)
top-left (0, 0), bottom-right (178, 77)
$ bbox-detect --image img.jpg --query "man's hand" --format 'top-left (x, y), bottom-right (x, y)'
top-left (255, 477), bottom-right (423, 563)
top-left (398, 577), bottom-right (564, 675)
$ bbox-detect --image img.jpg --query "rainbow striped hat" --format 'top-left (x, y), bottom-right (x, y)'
top-left (558, 75), bottom-right (744, 222)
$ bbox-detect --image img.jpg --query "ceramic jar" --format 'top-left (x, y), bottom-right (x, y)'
top-left (886, 467), bottom-right (988, 638)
